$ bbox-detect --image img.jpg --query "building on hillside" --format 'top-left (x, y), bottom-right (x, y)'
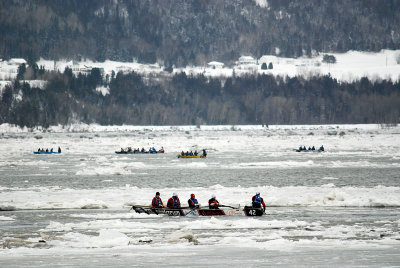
top-left (71, 63), bottom-right (81, 72)
top-left (66, 62), bottom-right (104, 75)
top-left (236, 56), bottom-right (257, 71)
top-left (207, 61), bottom-right (224, 69)
top-left (259, 55), bottom-right (277, 69)
top-left (238, 56), bottom-right (257, 65)
top-left (9, 58), bottom-right (27, 65)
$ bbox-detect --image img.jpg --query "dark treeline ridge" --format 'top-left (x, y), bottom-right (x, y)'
top-left (1, 0), bottom-right (400, 65)
top-left (1, 69), bottom-right (399, 127)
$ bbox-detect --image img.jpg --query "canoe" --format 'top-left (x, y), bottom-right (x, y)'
top-left (116, 151), bottom-right (164, 154)
top-left (132, 206), bottom-right (187, 216)
top-left (295, 149), bottom-right (324, 152)
top-left (34, 152), bottom-right (61, 154)
top-left (132, 205), bottom-right (240, 216)
top-left (177, 155), bottom-right (206, 158)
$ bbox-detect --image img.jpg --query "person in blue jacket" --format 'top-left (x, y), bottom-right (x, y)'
top-left (167, 193), bottom-right (181, 208)
top-left (252, 192), bottom-right (266, 211)
top-left (188, 193), bottom-right (199, 208)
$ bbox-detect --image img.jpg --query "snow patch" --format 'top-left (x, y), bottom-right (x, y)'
top-left (96, 85), bottom-right (109, 96)
top-left (254, 0), bottom-right (268, 8)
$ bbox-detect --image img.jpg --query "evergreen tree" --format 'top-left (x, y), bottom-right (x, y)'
top-left (17, 64), bottom-right (26, 80)
top-left (322, 55), bottom-right (337, 64)
top-left (261, 63), bottom-right (268, 70)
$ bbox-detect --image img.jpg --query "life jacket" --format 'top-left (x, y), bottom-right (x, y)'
top-left (209, 198), bottom-right (219, 208)
top-left (188, 198), bottom-right (198, 207)
top-left (168, 197), bottom-right (180, 207)
top-left (152, 197), bottom-right (162, 207)
top-left (253, 195), bottom-right (262, 205)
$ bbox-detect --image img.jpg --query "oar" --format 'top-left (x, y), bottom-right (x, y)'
top-left (219, 205), bottom-right (240, 209)
top-left (131, 205), bottom-right (150, 215)
top-left (185, 205), bottom-right (200, 216)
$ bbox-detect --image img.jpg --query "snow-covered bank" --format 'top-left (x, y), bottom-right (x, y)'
top-left (0, 122), bottom-right (398, 134)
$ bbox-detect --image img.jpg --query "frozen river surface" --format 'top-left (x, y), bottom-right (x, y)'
top-left (0, 124), bottom-right (399, 267)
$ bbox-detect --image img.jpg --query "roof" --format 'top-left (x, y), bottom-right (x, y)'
top-left (239, 56), bottom-right (255, 61)
top-left (208, 61), bottom-right (224, 67)
top-left (259, 55), bottom-right (278, 62)
top-left (9, 58), bottom-right (27, 64)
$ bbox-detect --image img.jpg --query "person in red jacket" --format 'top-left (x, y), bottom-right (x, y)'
top-left (208, 194), bottom-right (220, 209)
top-left (252, 192), bottom-right (266, 211)
top-left (167, 192), bottom-right (181, 208)
top-left (152, 192), bottom-right (164, 208)
top-left (188, 193), bottom-right (199, 208)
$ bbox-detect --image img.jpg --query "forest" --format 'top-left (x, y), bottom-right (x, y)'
top-left (1, 0), bottom-right (400, 127)
top-left (1, 0), bottom-right (400, 66)
top-left (1, 67), bottom-right (399, 127)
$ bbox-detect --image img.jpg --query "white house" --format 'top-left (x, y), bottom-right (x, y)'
top-left (9, 58), bottom-right (27, 65)
top-left (235, 56), bottom-right (258, 71)
top-left (207, 61), bottom-right (224, 69)
top-left (259, 55), bottom-right (277, 66)
top-left (238, 56), bottom-right (256, 65)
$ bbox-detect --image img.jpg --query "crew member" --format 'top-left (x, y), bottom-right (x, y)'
top-left (208, 194), bottom-right (219, 209)
top-left (167, 193), bottom-right (181, 208)
top-left (252, 192), bottom-right (266, 211)
top-left (188, 193), bottom-right (199, 208)
top-left (152, 192), bottom-right (164, 208)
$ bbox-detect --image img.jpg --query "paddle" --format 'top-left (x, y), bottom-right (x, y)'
top-left (131, 205), bottom-right (150, 215)
top-left (219, 205), bottom-right (240, 209)
top-left (185, 205), bottom-right (200, 216)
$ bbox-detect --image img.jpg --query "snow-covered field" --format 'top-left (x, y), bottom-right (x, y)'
top-left (36, 49), bottom-right (400, 82)
top-left (1, 49), bottom-right (400, 94)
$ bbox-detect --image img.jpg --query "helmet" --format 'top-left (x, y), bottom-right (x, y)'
top-left (211, 194), bottom-right (216, 198)
top-left (191, 193), bottom-right (195, 198)
top-left (256, 192), bottom-right (260, 195)
top-left (173, 192), bottom-right (178, 197)
top-left (156, 192), bottom-right (160, 196)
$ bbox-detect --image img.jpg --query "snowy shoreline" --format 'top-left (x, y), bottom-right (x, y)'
top-left (0, 122), bottom-right (398, 134)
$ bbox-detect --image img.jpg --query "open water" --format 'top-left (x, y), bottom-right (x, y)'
top-left (0, 124), bottom-right (399, 267)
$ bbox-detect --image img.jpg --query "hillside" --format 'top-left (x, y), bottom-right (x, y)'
top-left (1, 0), bottom-right (400, 65)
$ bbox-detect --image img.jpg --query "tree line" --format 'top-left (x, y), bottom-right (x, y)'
top-left (1, 68), bottom-right (399, 127)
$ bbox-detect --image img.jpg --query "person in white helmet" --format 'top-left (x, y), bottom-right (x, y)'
top-left (208, 194), bottom-right (220, 209)
top-left (167, 192), bottom-right (181, 208)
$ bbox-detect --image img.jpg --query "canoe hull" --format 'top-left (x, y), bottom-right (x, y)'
top-left (132, 206), bottom-right (240, 216)
top-left (243, 206), bottom-right (264, 216)
top-left (132, 206), bottom-right (186, 216)
top-left (177, 155), bottom-right (206, 159)
top-left (116, 151), bottom-right (164, 154)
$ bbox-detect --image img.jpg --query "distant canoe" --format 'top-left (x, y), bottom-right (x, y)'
top-left (34, 152), bottom-right (61, 154)
top-left (115, 150), bottom-right (164, 154)
top-left (295, 149), bottom-right (324, 153)
top-left (177, 155), bottom-right (206, 158)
